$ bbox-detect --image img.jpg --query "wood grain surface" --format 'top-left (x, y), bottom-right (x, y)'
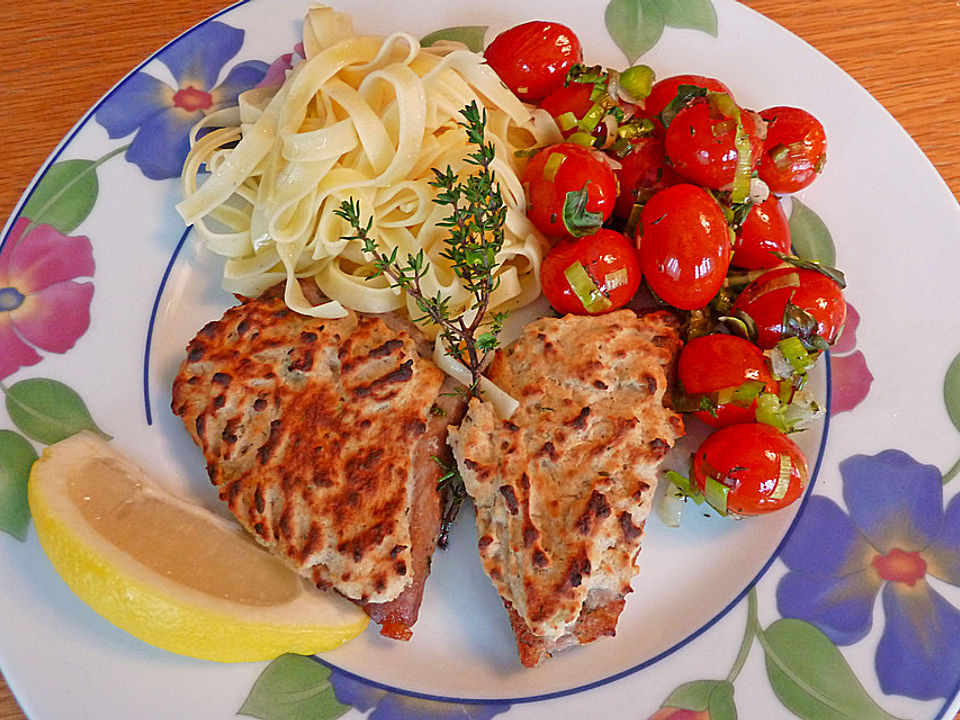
top-left (1, 1), bottom-right (959, 719)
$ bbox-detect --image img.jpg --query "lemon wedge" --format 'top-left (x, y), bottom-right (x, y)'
top-left (28, 431), bottom-right (368, 662)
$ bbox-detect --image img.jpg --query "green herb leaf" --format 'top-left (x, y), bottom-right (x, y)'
top-left (562, 185), bottom-right (604, 237)
top-left (944, 351), bottom-right (960, 435)
top-left (421, 26), bottom-right (488, 53)
top-left (3, 379), bottom-right (111, 444)
top-left (653, 0), bottom-right (718, 35)
top-left (22, 159), bottom-right (100, 233)
top-left (238, 654), bottom-right (351, 720)
top-left (604, 0), bottom-right (667, 64)
top-left (0, 431), bottom-right (38, 541)
top-left (761, 619), bottom-right (904, 720)
top-left (789, 198), bottom-right (836, 267)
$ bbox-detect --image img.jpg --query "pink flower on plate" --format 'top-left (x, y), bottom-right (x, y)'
top-left (0, 218), bottom-right (95, 380)
top-left (830, 303), bottom-right (873, 414)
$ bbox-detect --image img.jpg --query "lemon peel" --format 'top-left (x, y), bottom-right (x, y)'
top-left (28, 431), bottom-right (368, 662)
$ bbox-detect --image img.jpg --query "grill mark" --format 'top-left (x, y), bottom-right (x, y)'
top-left (257, 419), bottom-right (283, 464)
top-left (353, 359), bottom-right (414, 397)
top-left (576, 490), bottom-right (611, 535)
top-left (567, 406), bottom-right (591, 429)
top-left (499, 484), bottom-right (519, 515)
top-left (620, 512), bottom-right (645, 541)
top-left (369, 338), bottom-right (404, 358)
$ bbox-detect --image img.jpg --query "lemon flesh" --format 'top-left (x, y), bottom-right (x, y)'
top-left (28, 431), bottom-right (368, 662)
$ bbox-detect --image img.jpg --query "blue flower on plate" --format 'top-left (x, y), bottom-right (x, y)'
top-left (94, 21), bottom-right (268, 180)
top-left (777, 449), bottom-right (960, 700)
top-left (328, 668), bottom-right (512, 719)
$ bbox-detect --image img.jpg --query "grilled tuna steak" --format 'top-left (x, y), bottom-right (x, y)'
top-left (171, 288), bottom-right (455, 639)
top-left (447, 309), bottom-right (684, 666)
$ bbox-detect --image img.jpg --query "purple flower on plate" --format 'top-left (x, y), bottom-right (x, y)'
top-left (94, 21), bottom-right (268, 180)
top-left (829, 304), bottom-right (874, 414)
top-left (328, 668), bottom-right (511, 720)
top-left (0, 218), bottom-right (95, 380)
top-left (777, 450), bottom-right (960, 700)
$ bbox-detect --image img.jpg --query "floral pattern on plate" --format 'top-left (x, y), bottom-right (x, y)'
top-left (1, 1), bottom-right (958, 720)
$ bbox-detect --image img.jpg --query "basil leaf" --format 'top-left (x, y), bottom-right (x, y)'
top-left (789, 198), bottom-right (836, 267)
top-left (562, 185), bottom-right (604, 237)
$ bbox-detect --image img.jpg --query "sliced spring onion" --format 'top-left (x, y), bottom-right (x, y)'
top-left (542, 152), bottom-right (565, 182)
top-left (619, 64), bottom-right (655, 101)
top-left (716, 380), bottom-right (767, 408)
top-left (556, 111), bottom-right (579, 132)
top-left (708, 92), bottom-right (753, 203)
top-left (777, 336), bottom-right (815, 374)
top-left (704, 476), bottom-right (730, 516)
top-left (771, 455), bottom-right (793, 500)
top-left (567, 131), bottom-right (597, 147)
top-left (578, 96), bottom-right (616, 133)
top-left (755, 392), bottom-right (790, 432)
top-left (604, 267), bottom-right (629, 292)
top-left (656, 480), bottom-right (688, 528)
top-left (564, 261), bottom-right (612, 313)
top-left (770, 143), bottom-right (791, 169)
top-left (665, 470), bottom-right (704, 504)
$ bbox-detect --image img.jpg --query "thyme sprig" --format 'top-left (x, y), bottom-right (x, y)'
top-left (334, 101), bottom-right (509, 547)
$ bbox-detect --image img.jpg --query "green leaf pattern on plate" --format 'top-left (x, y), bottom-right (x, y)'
top-left (761, 619), bottom-right (903, 720)
top-left (421, 25), bottom-right (488, 52)
top-left (238, 655), bottom-right (349, 720)
top-left (22, 159), bottom-right (100, 234)
top-left (605, 0), bottom-right (717, 63)
top-left (0, 430), bottom-right (38, 540)
top-left (3, 378), bottom-right (111, 445)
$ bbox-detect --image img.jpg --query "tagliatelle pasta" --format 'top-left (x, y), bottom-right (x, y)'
top-left (177, 4), bottom-right (560, 330)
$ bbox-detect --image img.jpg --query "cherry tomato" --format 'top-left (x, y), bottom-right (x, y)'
top-left (663, 96), bottom-right (764, 190)
top-left (731, 195), bottom-right (791, 270)
top-left (692, 422), bottom-right (809, 516)
top-left (731, 266), bottom-right (847, 349)
top-left (642, 74), bottom-right (733, 127)
top-left (540, 229), bottom-right (642, 314)
top-left (636, 184), bottom-right (731, 310)
top-left (677, 334), bottom-right (778, 428)
top-left (540, 83), bottom-right (606, 142)
top-left (757, 106), bottom-right (827, 194)
top-left (522, 143), bottom-right (618, 238)
top-left (611, 136), bottom-right (681, 220)
top-left (484, 21), bottom-right (583, 102)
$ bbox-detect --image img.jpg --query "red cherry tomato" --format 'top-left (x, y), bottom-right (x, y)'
top-left (611, 136), bottom-right (681, 220)
top-left (692, 422), bottom-right (809, 516)
top-left (678, 334), bottom-right (778, 428)
top-left (540, 229), bottom-right (642, 315)
top-left (642, 74), bottom-right (733, 126)
top-left (636, 184), bottom-right (731, 310)
top-left (522, 143), bottom-right (618, 238)
top-left (664, 96), bottom-right (764, 190)
top-left (757, 106), bottom-right (827, 194)
top-left (731, 266), bottom-right (847, 349)
top-left (731, 195), bottom-right (791, 270)
top-left (540, 83), bottom-right (605, 142)
top-left (484, 21), bottom-right (582, 102)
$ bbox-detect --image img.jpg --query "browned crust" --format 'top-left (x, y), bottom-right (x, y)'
top-left (171, 288), bottom-right (448, 637)
top-left (449, 309), bottom-right (685, 665)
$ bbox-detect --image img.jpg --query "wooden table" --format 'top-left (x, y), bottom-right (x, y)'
top-left (1, 1), bottom-right (958, 718)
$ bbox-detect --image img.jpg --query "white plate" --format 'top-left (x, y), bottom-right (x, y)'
top-left (2, 0), bottom-right (960, 718)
